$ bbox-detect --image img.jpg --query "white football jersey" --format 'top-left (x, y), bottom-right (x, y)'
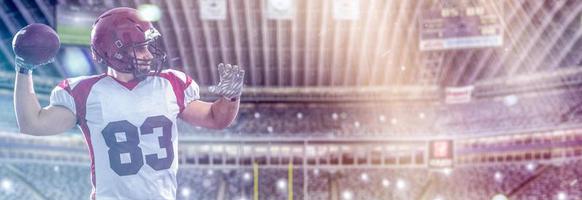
top-left (50, 69), bottom-right (199, 200)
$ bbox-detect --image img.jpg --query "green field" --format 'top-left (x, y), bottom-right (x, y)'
top-left (57, 25), bottom-right (91, 46)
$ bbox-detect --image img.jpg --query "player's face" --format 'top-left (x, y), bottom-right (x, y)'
top-left (133, 45), bottom-right (154, 70)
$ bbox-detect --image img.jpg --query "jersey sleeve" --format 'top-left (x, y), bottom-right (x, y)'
top-left (49, 80), bottom-right (77, 115)
top-left (161, 69), bottom-right (201, 106)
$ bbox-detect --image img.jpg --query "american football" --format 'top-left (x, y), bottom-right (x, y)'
top-left (12, 23), bottom-right (60, 65)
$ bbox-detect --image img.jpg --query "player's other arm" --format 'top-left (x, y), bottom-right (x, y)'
top-left (14, 73), bottom-right (76, 136)
top-left (181, 98), bottom-right (240, 129)
top-left (180, 63), bottom-right (244, 130)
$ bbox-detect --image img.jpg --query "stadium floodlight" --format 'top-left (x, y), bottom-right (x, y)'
top-left (378, 115), bottom-right (386, 122)
top-left (267, 126), bottom-right (274, 133)
top-left (400, 65), bottom-right (406, 71)
top-left (503, 95), bottom-right (519, 107)
top-left (491, 194), bottom-right (508, 200)
top-left (419, 112), bottom-right (426, 119)
top-left (557, 192), bottom-right (567, 200)
top-left (354, 121), bottom-right (360, 128)
top-left (243, 172), bottom-right (251, 181)
top-left (381, 179), bottom-right (390, 188)
top-left (442, 168), bottom-right (452, 176)
top-left (137, 4), bottom-right (162, 22)
top-left (396, 179), bottom-right (406, 190)
top-left (494, 171), bottom-right (503, 182)
top-left (526, 163), bottom-right (536, 171)
top-left (391, 118), bottom-right (398, 125)
top-left (254, 112), bottom-right (261, 118)
top-left (1, 178), bottom-right (12, 192)
top-left (313, 169), bottom-right (320, 176)
top-left (53, 165), bottom-right (60, 172)
top-left (360, 173), bottom-right (369, 182)
top-left (207, 169), bottom-right (214, 176)
top-left (277, 179), bottom-right (287, 190)
top-left (297, 112), bottom-right (303, 119)
top-left (180, 187), bottom-right (191, 197)
top-left (332, 113), bottom-right (339, 120)
top-left (341, 190), bottom-right (353, 200)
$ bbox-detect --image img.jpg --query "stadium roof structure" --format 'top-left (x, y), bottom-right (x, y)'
top-left (0, 0), bottom-right (581, 92)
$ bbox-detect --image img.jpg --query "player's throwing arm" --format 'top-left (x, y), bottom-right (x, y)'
top-left (12, 24), bottom-right (76, 136)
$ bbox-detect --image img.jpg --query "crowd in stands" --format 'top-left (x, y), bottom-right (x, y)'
top-left (513, 160), bottom-right (582, 199)
top-left (178, 89), bottom-right (581, 138)
top-left (0, 163), bottom-right (90, 200)
top-left (2, 160), bottom-right (582, 199)
top-left (178, 104), bottom-right (437, 137)
top-left (0, 164), bottom-right (39, 200)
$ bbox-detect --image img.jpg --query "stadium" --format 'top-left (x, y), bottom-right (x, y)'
top-left (1, 0), bottom-right (582, 199)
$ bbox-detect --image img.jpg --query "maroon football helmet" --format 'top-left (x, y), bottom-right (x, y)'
top-left (91, 7), bottom-right (166, 78)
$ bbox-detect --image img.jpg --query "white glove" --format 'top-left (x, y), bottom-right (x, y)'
top-left (208, 63), bottom-right (245, 100)
top-left (15, 56), bottom-right (55, 73)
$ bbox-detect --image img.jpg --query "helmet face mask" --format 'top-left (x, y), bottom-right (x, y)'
top-left (126, 36), bottom-right (167, 80)
top-left (91, 7), bottom-right (167, 79)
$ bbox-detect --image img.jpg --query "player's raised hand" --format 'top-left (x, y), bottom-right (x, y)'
top-left (208, 63), bottom-right (245, 100)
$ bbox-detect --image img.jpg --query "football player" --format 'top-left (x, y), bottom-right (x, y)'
top-left (13, 7), bottom-right (243, 200)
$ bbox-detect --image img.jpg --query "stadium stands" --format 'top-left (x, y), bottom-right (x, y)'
top-left (9, 163), bottom-right (90, 200)
top-left (3, 161), bottom-right (582, 200)
top-left (178, 88), bottom-right (582, 138)
top-left (0, 164), bottom-right (40, 200)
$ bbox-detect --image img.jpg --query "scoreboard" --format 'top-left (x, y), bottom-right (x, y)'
top-left (428, 140), bottom-right (454, 168)
top-left (419, 1), bottom-right (503, 51)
